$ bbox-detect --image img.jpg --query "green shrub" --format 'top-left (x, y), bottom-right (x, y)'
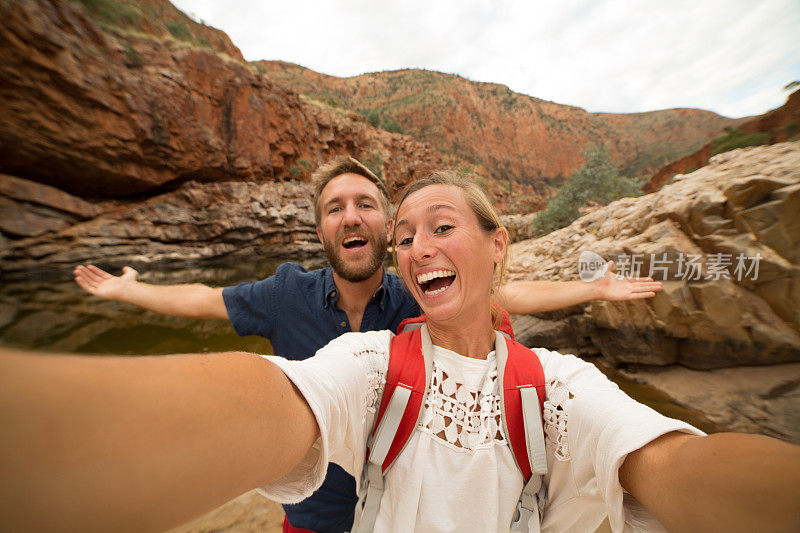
top-left (165, 21), bottom-right (192, 42)
top-left (382, 117), bottom-right (404, 134)
top-left (710, 127), bottom-right (770, 155)
top-left (122, 42), bottom-right (143, 68)
top-left (298, 159), bottom-right (310, 170)
top-left (532, 146), bottom-right (640, 236)
top-left (366, 110), bottom-right (382, 128)
top-left (289, 165), bottom-right (302, 178)
top-left (75, 0), bottom-right (142, 28)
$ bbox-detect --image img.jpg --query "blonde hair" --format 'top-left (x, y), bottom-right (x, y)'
top-left (310, 156), bottom-right (391, 226)
top-left (392, 170), bottom-right (509, 327)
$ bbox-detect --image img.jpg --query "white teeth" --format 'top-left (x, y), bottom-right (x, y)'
top-left (415, 269), bottom-right (456, 285)
top-left (424, 285), bottom-right (449, 296)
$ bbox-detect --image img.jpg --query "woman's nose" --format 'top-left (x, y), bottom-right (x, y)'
top-left (410, 233), bottom-right (436, 261)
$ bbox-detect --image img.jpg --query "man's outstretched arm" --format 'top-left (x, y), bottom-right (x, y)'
top-left (74, 265), bottom-right (228, 320)
top-left (494, 260), bottom-right (662, 315)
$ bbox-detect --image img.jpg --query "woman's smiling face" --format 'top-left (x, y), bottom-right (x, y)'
top-left (394, 184), bottom-right (507, 324)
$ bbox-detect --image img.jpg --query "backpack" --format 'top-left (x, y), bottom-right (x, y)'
top-left (352, 310), bottom-right (549, 532)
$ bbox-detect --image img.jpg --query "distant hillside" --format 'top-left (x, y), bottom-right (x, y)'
top-left (3, 0), bottom-right (748, 216)
top-left (643, 88), bottom-right (800, 193)
top-left (256, 61), bottom-right (745, 192)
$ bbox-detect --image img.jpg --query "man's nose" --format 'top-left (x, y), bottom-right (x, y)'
top-left (342, 204), bottom-right (362, 226)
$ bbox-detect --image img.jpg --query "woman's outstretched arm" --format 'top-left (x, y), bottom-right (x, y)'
top-left (620, 431), bottom-right (800, 532)
top-left (0, 348), bottom-right (318, 533)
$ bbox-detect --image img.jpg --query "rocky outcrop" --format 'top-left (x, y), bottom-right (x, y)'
top-left (643, 90), bottom-right (800, 193)
top-left (0, 0), bottom-right (461, 271)
top-left (0, 174), bottom-right (110, 238)
top-left (0, 0), bottom-right (448, 199)
top-left (0, 179), bottom-right (323, 278)
top-left (507, 142), bottom-right (800, 370)
top-left (500, 212), bottom-right (539, 243)
top-left (616, 363), bottom-right (800, 443)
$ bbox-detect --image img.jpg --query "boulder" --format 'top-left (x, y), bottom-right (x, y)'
top-left (508, 142), bottom-right (800, 370)
top-left (1, 179), bottom-right (322, 278)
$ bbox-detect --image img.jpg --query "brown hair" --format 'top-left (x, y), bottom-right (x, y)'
top-left (310, 156), bottom-right (391, 226)
top-left (392, 170), bottom-right (509, 327)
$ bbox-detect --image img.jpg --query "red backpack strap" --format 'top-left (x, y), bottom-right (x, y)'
top-left (395, 313), bottom-right (427, 335)
top-left (498, 336), bottom-right (546, 481)
top-left (491, 302), bottom-right (515, 341)
top-left (371, 328), bottom-right (429, 472)
top-left (354, 327), bottom-right (432, 533)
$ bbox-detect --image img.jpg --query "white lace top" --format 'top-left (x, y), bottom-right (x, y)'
top-left (259, 330), bottom-right (703, 532)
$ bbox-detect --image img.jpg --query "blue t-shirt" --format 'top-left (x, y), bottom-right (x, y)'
top-left (222, 263), bottom-right (420, 532)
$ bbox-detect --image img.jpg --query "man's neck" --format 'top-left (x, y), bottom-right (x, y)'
top-left (331, 267), bottom-right (385, 332)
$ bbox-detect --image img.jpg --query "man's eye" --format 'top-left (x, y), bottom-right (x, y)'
top-left (359, 202), bottom-right (373, 209)
top-left (398, 237), bottom-right (413, 246)
top-left (434, 224), bottom-right (453, 234)
top-left (328, 207), bottom-right (341, 214)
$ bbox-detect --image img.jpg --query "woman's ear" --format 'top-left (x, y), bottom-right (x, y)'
top-left (492, 227), bottom-right (508, 263)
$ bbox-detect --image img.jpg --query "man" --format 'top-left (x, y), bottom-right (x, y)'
top-left (74, 156), bottom-right (661, 533)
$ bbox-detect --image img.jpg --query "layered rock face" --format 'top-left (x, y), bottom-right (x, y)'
top-left (0, 178), bottom-right (322, 278)
top-left (508, 142), bottom-right (800, 370)
top-left (0, 0), bottom-right (457, 273)
top-left (0, 0), bottom-right (448, 199)
top-left (507, 142), bottom-right (800, 441)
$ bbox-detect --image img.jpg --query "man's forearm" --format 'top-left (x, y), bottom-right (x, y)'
top-left (115, 281), bottom-right (228, 319)
top-left (0, 348), bottom-right (318, 533)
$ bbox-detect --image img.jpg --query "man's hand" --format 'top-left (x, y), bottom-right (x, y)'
top-left (593, 260), bottom-right (662, 301)
top-left (74, 265), bottom-right (139, 301)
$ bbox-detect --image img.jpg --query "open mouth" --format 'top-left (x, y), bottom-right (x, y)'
top-left (416, 269), bottom-right (456, 296)
top-left (342, 236), bottom-right (368, 250)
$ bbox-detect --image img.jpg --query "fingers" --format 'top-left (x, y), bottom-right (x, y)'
top-left (74, 264), bottom-right (119, 295)
top-left (74, 274), bottom-right (95, 293)
top-left (626, 292), bottom-right (657, 300)
top-left (87, 265), bottom-right (112, 279)
top-left (75, 265), bottom-right (106, 285)
top-left (631, 281), bottom-right (663, 293)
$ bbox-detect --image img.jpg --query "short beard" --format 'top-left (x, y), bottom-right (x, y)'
top-left (323, 231), bottom-right (388, 282)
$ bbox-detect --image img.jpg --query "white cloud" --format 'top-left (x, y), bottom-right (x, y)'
top-left (172, 0), bottom-right (800, 117)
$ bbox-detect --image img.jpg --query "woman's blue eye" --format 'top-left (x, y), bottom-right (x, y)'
top-left (435, 225), bottom-right (453, 234)
top-left (398, 237), bottom-right (413, 246)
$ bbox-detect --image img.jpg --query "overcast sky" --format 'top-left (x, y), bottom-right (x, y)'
top-left (171, 0), bottom-right (799, 118)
